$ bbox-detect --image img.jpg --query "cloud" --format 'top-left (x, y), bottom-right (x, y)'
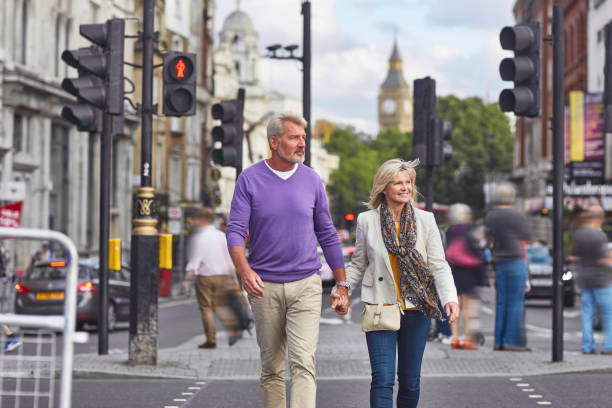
top-left (425, 0), bottom-right (515, 29)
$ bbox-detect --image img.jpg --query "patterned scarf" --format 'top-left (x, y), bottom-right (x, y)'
top-left (379, 200), bottom-right (444, 321)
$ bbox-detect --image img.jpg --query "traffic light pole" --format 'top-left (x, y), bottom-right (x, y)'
top-left (302, 1), bottom-right (311, 167)
top-left (98, 112), bottom-right (112, 355)
top-left (129, 0), bottom-right (159, 365)
top-left (551, 3), bottom-right (565, 363)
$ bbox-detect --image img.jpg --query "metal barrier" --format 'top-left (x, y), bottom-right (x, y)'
top-left (0, 228), bottom-right (88, 408)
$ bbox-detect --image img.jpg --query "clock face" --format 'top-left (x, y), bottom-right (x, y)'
top-left (404, 99), bottom-right (412, 115)
top-left (382, 98), bottom-right (397, 115)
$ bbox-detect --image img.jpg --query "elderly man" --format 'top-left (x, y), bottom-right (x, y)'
top-left (226, 112), bottom-right (349, 408)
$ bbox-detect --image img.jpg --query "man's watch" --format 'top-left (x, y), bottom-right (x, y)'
top-left (336, 281), bottom-right (350, 291)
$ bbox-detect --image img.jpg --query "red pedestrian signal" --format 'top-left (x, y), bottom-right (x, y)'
top-left (175, 59), bottom-right (186, 79)
top-left (163, 52), bottom-right (196, 116)
top-left (345, 213), bottom-right (355, 222)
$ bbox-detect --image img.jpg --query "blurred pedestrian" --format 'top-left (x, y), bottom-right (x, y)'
top-left (485, 183), bottom-right (532, 351)
top-left (41, 243), bottom-right (54, 260)
top-left (342, 158), bottom-right (458, 408)
top-left (183, 207), bottom-right (242, 349)
top-left (445, 203), bottom-right (486, 350)
top-left (226, 112), bottom-right (348, 408)
top-left (569, 205), bottom-right (612, 354)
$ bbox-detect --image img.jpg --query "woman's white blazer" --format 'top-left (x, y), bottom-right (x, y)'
top-left (345, 207), bottom-right (458, 308)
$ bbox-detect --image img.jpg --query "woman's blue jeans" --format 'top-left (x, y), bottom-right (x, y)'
top-left (494, 259), bottom-right (528, 347)
top-left (365, 310), bottom-right (430, 408)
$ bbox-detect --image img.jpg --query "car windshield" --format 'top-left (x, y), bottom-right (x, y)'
top-left (26, 264), bottom-right (90, 280)
top-left (527, 246), bottom-right (550, 264)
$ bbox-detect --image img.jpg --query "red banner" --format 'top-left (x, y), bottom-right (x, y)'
top-left (0, 202), bottom-right (23, 228)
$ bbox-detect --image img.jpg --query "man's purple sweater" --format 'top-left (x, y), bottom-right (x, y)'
top-left (226, 161), bottom-right (344, 283)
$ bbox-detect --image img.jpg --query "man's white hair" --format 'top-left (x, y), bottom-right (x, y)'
top-left (266, 112), bottom-right (307, 143)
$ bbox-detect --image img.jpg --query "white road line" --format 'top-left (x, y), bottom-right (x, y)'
top-left (164, 406), bottom-right (179, 408)
top-left (182, 392), bottom-right (193, 395)
top-left (188, 386), bottom-right (201, 390)
top-left (196, 381), bottom-right (206, 385)
top-left (173, 399), bottom-right (187, 402)
top-left (537, 402), bottom-right (552, 405)
top-left (509, 378), bottom-right (523, 381)
top-left (522, 388), bottom-right (535, 392)
top-left (529, 395), bottom-right (543, 399)
top-left (517, 383), bottom-right (531, 387)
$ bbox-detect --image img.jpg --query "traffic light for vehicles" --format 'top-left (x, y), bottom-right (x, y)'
top-left (498, 22), bottom-right (541, 117)
top-left (163, 52), bottom-right (196, 116)
top-left (211, 99), bottom-right (243, 170)
top-left (430, 119), bottom-right (453, 166)
top-left (413, 77), bottom-right (436, 165)
top-left (345, 213), bottom-right (355, 229)
top-left (61, 19), bottom-right (125, 131)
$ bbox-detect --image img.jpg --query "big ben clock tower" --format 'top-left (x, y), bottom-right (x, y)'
top-left (378, 41), bottom-right (412, 133)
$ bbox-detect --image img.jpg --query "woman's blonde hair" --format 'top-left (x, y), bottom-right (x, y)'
top-left (368, 158), bottom-right (419, 209)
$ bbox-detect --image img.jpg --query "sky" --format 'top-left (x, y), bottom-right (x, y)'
top-left (214, 0), bottom-right (517, 136)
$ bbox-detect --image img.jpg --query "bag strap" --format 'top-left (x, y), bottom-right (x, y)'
top-left (374, 303), bottom-right (383, 324)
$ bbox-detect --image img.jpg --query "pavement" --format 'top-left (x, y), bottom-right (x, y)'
top-left (66, 296), bottom-right (612, 381)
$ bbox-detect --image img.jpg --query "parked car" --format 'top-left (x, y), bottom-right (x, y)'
top-left (525, 245), bottom-right (575, 307)
top-left (14, 257), bottom-right (130, 330)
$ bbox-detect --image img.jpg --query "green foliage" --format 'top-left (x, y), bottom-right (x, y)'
top-left (324, 96), bottom-right (514, 222)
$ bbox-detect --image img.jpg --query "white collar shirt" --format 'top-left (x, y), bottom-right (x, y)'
top-left (186, 225), bottom-right (235, 277)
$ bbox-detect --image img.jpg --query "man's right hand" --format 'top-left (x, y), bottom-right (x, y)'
top-left (239, 267), bottom-right (265, 298)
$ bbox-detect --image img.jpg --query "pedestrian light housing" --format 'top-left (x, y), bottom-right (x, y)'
top-left (163, 52), bottom-right (196, 116)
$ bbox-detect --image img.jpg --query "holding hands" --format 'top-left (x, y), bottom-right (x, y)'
top-left (331, 286), bottom-right (350, 315)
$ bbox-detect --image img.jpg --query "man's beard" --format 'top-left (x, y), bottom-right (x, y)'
top-left (277, 144), bottom-right (305, 164)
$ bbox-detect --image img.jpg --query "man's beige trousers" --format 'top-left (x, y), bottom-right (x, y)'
top-left (249, 273), bottom-right (322, 408)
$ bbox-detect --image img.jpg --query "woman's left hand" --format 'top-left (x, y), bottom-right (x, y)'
top-left (444, 301), bottom-right (460, 323)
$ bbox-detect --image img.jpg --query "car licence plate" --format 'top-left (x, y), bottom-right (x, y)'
top-left (36, 291), bottom-right (64, 300)
top-left (531, 278), bottom-right (552, 287)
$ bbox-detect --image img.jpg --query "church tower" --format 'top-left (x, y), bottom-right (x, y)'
top-left (378, 41), bottom-right (412, 133)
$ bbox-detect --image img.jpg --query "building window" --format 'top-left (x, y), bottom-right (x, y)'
top-left (21, 0), bottom-right (28, 64)
top-left (55, 16), bottom-right (62, 76)
top-left (13, 114), bottom-right (23, 152)
top-left (65, 19), bottom-right (72, 77)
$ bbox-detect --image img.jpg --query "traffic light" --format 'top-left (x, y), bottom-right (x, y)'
top-left (413, 77), bottom-right (436, 165)
top-left (163, 52), bottom-right (196, 116)
top-left (604, 22), bottom-right (612, 133)
top-left (211, 100), bottom-right (243, 171)
top-left (344, 213), bottom-right (355, 229)
top-left (431, 119), bottom-right (453, 165)
top-left (61, 19), bottom-right (125, 131)
top-left (498, 22), bottom-right (541, 117)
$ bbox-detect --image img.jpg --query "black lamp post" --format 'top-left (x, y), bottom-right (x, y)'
top-left (265, 1), bottom-right (311, 167)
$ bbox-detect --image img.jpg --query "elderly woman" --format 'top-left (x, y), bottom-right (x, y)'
top-left (339, 158), bottom-right (458, 408)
